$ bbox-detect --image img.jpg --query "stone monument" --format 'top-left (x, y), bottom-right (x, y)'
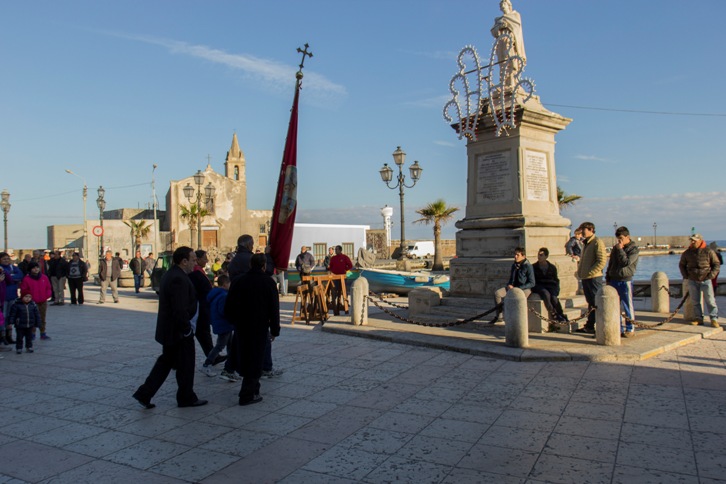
top-left (443, 0), bottom-right (577, 299)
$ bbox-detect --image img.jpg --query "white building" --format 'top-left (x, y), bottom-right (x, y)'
top-left (289, 223), bottom-right (369, 266)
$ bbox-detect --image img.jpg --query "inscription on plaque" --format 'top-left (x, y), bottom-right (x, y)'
top-left (525, 150), bottom-right (549, 201)
top-left (476, 151), bottom-right (512, 203)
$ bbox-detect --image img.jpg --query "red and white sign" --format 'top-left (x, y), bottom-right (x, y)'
top-left (92, 226), bottom-right (104, 237)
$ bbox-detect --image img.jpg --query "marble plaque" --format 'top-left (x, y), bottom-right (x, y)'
top-left (525, 150), bottom-right (549, 201)
top-left (476, 151), bottom-right (512, 203)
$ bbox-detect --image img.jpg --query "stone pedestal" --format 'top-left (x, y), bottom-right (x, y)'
top-left (450, 96), bottom-right (576, 298)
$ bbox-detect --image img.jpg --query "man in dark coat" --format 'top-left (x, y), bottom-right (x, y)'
top-left (227, 234), bottom-right (254, 279)
top-left (133, 246), bottom-right (207, 409)
top-left (225, 253), bottom-right (280, 406)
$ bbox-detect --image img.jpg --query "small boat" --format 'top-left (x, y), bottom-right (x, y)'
top-left (359, 268), bottom-right (450, 295)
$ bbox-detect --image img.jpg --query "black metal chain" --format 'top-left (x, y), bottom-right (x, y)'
top-left (364, 292), bottom-right (499, 328)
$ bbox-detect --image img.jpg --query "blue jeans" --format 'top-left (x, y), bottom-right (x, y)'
top-left (205, 331), bottom-right (232, 367)
top-left (608, 280), bottom-right (634, 332)
top-left (582, 277), bottom-right (603, 330)
top-left (687, 280), bottom-right (718, 322)
top-left (133, 274), bottom-right (143, 293)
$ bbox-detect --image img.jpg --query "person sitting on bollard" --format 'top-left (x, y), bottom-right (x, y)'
top-left (531, 247), bottom-right (567, 322)
top-left (493, 247), bottom-right (535, 323)
top-left (606, 226), bottom-right (640, 337)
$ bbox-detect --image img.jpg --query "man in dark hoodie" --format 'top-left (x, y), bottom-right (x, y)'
top-left (606, 226), bottom-right (639, 337)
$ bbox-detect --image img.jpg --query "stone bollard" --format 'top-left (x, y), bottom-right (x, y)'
top-left (596, 285), bottom-right (621, 346)
top-left (651, 272), bottom-right (670, 313)
top-left (351, 277), bottom-right (369, 326)
top-left (682, 281), bottom-right (697, 322)
top-left (408, 287), bottom-right (442, 316)
top-left (504, 288), bottom-right (528, 348)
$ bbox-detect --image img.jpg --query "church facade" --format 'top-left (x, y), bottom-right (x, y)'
top-left (164, 133), bottom-right (272, 250)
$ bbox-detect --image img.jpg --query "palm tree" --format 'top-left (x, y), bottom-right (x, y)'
top-left (557, 185), bottom-right (582, 210)
top-left (180, 203), bottom-right (210, 247)
top-left (124, 220), bottom-right (152, 253)
top-left (413, 199), bottom-right (459, 271)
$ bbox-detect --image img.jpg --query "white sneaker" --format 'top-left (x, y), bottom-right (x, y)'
top-left (200, 365), bottom-right (217, 377)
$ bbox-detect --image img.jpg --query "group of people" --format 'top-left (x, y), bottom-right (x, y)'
top-left (0, 250), bottom-right (85, 355)
top-left (295, 244), bottom-right (353, 314)
top-left (493, 222), bottom-right (722, 337)
top-left (134, 234), bottom-right (283, 409)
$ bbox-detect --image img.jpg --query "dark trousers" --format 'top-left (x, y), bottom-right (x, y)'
top-left (68, 278), bottom-right (84, 304)
top-left (531, 285), bottom-right (564, 318)
top-left (135, 336), bottom-right (198, 405)
top-left (195, 317), bottom-right (214, 357)
top-left (16, 327), bottom-right (33, 350)
top-left (263, 332), bottom-right (273, 371)
top-left (582, 277), bottom-right (603, 329)
top-left (239, 334), bottom-right (266, 402)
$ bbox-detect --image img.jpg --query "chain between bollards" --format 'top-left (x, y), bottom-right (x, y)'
top-left (364, 291), bottom-right (499, 328)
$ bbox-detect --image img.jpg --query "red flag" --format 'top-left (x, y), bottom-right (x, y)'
top-left (269, 85), bottom-right (300, 270)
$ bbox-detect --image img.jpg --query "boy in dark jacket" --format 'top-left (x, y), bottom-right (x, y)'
top-left (606, 226), bottom-right (640, 336)
top-left (8, 289), bottom-right (41, 354)
top-left (493, 247), bottom-right (535, 322)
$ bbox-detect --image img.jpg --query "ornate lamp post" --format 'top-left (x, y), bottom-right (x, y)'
top-left (1, 190), bottom-right (10, 252)
top-left (65, 170), bottom-right (88, 256)
top-left (152, 164), bottom-right (160, 254)
top-left (96, 186), bottom-right (106, 258)
top-left (379, 146), bottom-right (423, 259)
top-left (653, 222), bottom-right (657, 247)
top-left (183, 170), bottom-right (215, 249)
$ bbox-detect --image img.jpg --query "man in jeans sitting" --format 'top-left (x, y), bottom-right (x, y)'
top-left (493, 247), bottom-right (535, 322)
top-left (680, 233), bottom-right (720, 327)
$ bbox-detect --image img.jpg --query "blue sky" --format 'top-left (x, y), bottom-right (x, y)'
top-left (2, 0), bottom-right (726, 250)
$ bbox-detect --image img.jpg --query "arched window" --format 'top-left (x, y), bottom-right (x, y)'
top-left (234, 166), bottom-right (239, 180)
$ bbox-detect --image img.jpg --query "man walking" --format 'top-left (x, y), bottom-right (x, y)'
top-left (48, 251), bottom-right (69, 305)
top-left (575, 222), bottom-right (607, 334)
top-left (133, 246), bottom-right (207, 409)
top-left (225, 254), bottom-right (280, 406)
top-left (129, 250), bottom-right (145, 294)
top-left (605, 226), bottom-right (639, 337)
top-left (680, 233), bottom-right (720, 327)
top-left (98, 250), bottom-right (121, 304)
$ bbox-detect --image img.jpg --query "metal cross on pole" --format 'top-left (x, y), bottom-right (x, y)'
top-left (296, 43), bottom-right (313, 72)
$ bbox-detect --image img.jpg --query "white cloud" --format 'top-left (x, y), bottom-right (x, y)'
top-left (107, 32), bottom-right (347, 105)
top-left (573, 154), bottom-right (613, 163)
top-left (433, 140), bottom-right (457, 148)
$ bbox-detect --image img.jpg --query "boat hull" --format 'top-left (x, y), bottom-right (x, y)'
top-left (360, 268), bottom-right (450, 295)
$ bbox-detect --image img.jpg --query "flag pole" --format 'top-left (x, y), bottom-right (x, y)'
top-left (269, 44), bottom-right (313, 272)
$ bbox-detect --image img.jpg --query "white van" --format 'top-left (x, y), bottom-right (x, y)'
top-left (406, 241), bottom-right (435, 259)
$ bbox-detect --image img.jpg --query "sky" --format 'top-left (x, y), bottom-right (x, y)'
top-left (2, 0), bottom-right (726, 250)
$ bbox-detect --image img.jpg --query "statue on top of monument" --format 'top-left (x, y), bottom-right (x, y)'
top-left (490, 0), bottom-right (526, 92)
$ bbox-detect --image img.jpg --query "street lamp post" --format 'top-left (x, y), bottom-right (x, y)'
top-left (0, 190), bottom-right (10, 252)
top-left (65, 170), bottom-right (88, 257)
top-left (152, 164), bottom-right (160, 254)
top-left (96, 186), bottom-right (106, 258)
top-left (183, 170), bottom-right (215, 249)
top-left (379, 146), bottom-right (423, 259)
top-left (613, 222), bottom-right (618, 232)
top-left (653, 222), bottom-right (657, 247)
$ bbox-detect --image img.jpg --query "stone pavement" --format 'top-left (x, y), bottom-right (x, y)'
top-left (1, 285), bottom-right (726, 483)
